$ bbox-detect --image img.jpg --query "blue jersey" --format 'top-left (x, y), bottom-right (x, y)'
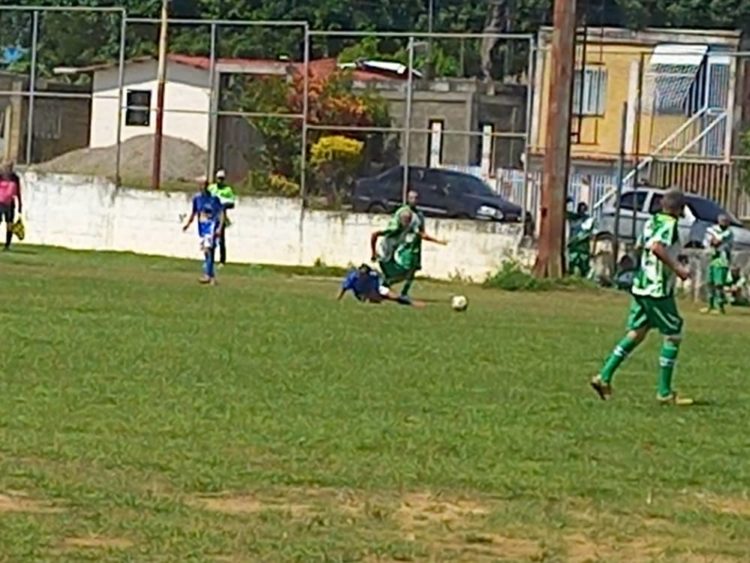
top-left (192, 192), bottom-right (223, 237)
top-left (341, 270), bottom-right (382, 301)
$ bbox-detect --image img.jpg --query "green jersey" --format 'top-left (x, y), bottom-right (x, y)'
top-left (208, 183), bottom-right (237, 207)
top-left (380, 211), bottom-right (421, 271)
top-left (567, 211), bottom-right (595, 254)
top-left (705, 224), bottom-right (733, 268)
top-left (632, 213), bottom-right (681, 298)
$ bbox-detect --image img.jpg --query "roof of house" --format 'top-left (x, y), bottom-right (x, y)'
top-left (53, 55), bottom-right (413, 82)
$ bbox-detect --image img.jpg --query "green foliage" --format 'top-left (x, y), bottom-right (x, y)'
top-left (223, 71), bottom-right (389, 196)
top-left (738, 129), bottom-right (750, 195)
top-left (310, 135), bottom-right (364, 205)
top-left (483, 260), bottom-right (596, 291)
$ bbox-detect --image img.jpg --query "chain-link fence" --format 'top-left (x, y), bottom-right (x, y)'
top-left (301, 30), bottom-right (533, 218)
top-left (1, 6), bottom-right (537, 219)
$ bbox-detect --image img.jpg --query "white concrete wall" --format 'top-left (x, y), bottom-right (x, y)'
top-left (19, 172), bottom-right (524, 281)
top-left (90, 61), bottom-right (211, 150)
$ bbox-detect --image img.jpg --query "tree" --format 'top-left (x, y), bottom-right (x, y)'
top-left (223, 69), bottom-right (391, 196)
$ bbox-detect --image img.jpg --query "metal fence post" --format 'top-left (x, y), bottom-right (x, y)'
top-left (115, 13), bottom-right (127, 186)
top-left (300, 24), bottom-right (310, 203)
top-left (25, 10), bottom-right (39, 165)
top-left (521, 38), bottom-right (535, 230)
top-left (402, 35), bottom-right (415, 203)
top-left (613, 102), bottom-right (628, 272)
top-left (207, 22), bottom-right (218, 180)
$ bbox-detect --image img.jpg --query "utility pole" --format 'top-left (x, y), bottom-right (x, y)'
top-left (532, 0), bottom-right (577, 278)
top-left (151, 0), bottom-right (169, 190)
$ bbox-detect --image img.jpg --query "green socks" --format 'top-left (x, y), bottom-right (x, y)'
top-left (400, 278), bottom-right (414, 298)
top-left (658, 340), bottom-right (680, 398)
top-left (600, 335), bottom-right (639, 383)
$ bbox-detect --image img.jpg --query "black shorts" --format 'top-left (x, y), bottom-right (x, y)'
top-left (0, 204), bottom-right (14, 225)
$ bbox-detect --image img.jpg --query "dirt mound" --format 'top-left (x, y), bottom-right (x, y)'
top-left (34, 135), bottom-right (207, 182)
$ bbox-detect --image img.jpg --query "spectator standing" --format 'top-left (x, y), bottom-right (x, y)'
top-left (702, 214), bottom-right (733, 314)
top-left (207, 170), bottom-right (236, 266)
top-left (0, 162), bottom-right (22, 251)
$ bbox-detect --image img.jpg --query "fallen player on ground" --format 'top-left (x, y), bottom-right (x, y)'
top-left (337, 264), bottom-right (424, 307)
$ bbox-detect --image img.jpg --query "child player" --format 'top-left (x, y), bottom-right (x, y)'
top-left (183, 181), bottom-right (225, 285)
top-left (590, 188), bottom-right (694, 406)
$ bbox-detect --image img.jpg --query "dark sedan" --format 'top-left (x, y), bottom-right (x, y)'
top-left (352, 166), bottom-right (526, 223)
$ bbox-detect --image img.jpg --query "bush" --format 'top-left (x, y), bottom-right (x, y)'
top-left (483, 261), bottom-right (596, 292)
top-left (309, 135), bottom-right (364, 205)
top-left (268, 173), bottom-right (300, 197)
top-left (242, 171), bottom-right (300, 197)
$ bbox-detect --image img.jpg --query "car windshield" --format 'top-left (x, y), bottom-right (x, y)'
top-left (685, 196), bottom-right (741, 226)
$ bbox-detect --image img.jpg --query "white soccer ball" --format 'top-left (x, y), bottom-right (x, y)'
top-left (451, 295), bottom-right (468, 312)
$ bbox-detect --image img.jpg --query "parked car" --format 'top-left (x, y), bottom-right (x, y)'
top-left (352, 166), bottom-right (527, 224)
top-left (595, 187), bottom-right (750, 249)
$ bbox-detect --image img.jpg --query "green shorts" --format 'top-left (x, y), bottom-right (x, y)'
top-left (626, 295), bottom-right (683, 336)
top-left (379, 259), bottom-right (413, 286)
top-left (708, 264), bottom-right (729, 287)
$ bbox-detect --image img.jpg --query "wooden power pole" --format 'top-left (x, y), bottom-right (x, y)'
top-left (533, 0), bottom-right (577, 278)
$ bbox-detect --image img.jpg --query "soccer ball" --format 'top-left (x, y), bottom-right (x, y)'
top-left (451, 295), bottom-right (468, 312)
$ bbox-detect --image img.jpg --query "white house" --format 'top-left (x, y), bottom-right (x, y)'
top-left (54, 55), bottom-right (409, 154)
top-left (55, 55), bottom-right (293, 151)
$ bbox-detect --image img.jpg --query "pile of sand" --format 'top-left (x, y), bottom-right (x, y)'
top-left (35, 135), bottom-right (208, 183)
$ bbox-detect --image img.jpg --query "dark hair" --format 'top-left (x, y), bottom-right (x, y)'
top-left (661, 188), bottom-right (685, 212)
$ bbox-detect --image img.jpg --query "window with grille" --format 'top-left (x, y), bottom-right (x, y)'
top-left (573, 67), bottom-right (607, 116)
top-left (126, 90), bottom-right (151, 126)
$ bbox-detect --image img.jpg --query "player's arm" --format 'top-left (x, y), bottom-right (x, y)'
top-left (651, 242), bottom-right (690, 281)
top-left (420, 232), bottom-right (447, 245)
top-left (183, 208), bottom-right (196, 231)
top-left (370, 230), bottom-right (385, 261)
top-left (15, 174), bottom-right (22, 214)
top-left (216, 208), bottom-right (225, 236)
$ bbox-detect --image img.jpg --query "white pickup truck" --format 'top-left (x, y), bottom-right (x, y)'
top-left (595, 187), bottom-right (750, 249)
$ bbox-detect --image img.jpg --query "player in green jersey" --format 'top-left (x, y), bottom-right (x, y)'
top-left (701, 214), bottom-right (734, 314)
top-left (590, 188), bottom-right (694, 406)
top-left (370, 195), bottom-right (446, 301)
top-left (567, 202), bottom-right (595, 278)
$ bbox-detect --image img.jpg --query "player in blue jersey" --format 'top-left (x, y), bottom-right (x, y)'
top-left (183, 182), bottom-right (225, 285)
top-left (337, 264), bottom-right (424, 307)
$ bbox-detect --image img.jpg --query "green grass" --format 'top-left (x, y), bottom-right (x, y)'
top-left (2, 246), bottom-right (750, 561)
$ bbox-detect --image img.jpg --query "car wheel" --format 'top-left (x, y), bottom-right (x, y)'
top-left (367, 203), bottom-right (388, 214)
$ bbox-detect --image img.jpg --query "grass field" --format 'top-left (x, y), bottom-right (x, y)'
top-left (2, 246), bottom-right (750, 562)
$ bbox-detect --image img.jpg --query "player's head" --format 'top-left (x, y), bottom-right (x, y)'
top-left (399, 209), bottom-right (413, 227)
top-left (357, 263), bottom-right (372, 278)
top-left (216, 169), bottom-right (226, 184)
top-left (661, 188), bottom-right (685, 218)
top-left (407, 190), bottom-right (418, 207)
top-left (577, 202), bottom-right (588, 215)
top-left (731, 265), bottom-right (740, 276)
top-left (718, 214), bottom-right (731, 229)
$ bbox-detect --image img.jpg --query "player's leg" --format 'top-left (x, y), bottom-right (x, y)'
top-left (218, 229), bottom-right (227, 266)
top-left (704, 265), bottom-right (719, 312)
top-left (591, 297), bottom-right (649, 399)
top-left (1, 205), bottom-right (14, 250)
top-left (377, 285), bottom-right (424, 307)
top-left (399, 269), bottom-right (417, 299)
top-left (651, 296), bottom-right (691, 404)
top-left (579, 253), bottom-right (591, 279)
top-left (716, 267), bottom-right (729, 313)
